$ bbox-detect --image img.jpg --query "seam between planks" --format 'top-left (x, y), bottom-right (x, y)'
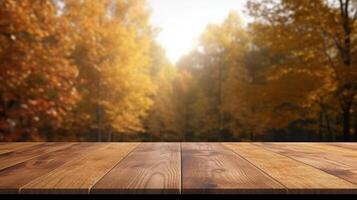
top-left (6, 142), bottom-right (356, 194)
top-left (88, 143), bottom-right (141, 195)
top-left (16, 143), bottom-right (83, 194)
top-left (253, 143), bottom-right (357, 187)
top-left (1, 143), bottom-right (78, 174)
top-left (221, 143), bottom-right (288, 193)
top-left (16, 143), bottom-right (81, 194)
top-left (17, 142), bottom-right (103, 194)
top-left (16, 143), bottom-right (106, 194)
top-left (0, 143), bottom-right (44, 156)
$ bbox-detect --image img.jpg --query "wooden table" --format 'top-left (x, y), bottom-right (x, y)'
top-left (0, 142), bottom-right (357, 194)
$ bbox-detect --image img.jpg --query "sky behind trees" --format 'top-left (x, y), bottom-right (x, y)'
top-left (148, 0), bottom-right (249, 63)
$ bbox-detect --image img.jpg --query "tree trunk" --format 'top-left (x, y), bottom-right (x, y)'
top-left (342, 107), bottom-right (351, 141)
top-left (354, 117), bottom-right (357, 141)
top-left (321, 104), bottom-right (334, 141)
top-left (324, 113), bottom-right (333, 141)
top-left (96, 107), bottom-right (102, 142)
top-left (218, 65), bottom-right (223, 135)
top-left (338, 0), bottom-right (353, 142)
top-left (318, 110), bottom-right (323, 140)
top-left (107, 127), bottom-right (112, 142)
top-left (96, 76), bottom-right (102, 142)
top-left (183, 104), bottom-right (188, 142)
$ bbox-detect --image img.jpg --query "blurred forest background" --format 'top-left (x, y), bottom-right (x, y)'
top-left (0, 0), bottom-right (356, 142)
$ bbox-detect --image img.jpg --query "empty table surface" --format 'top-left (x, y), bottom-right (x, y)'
top-left (0, 142), bottom-right (357, 194)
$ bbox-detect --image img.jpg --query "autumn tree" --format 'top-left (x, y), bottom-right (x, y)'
top-left (0, 0), bottom-right (79, 141)
top-left (145, 43), bottom-right (179, 141)
top-left (0, 0), bottom-right (157, 142)
top-left (171, 10), bottom-right (327, 141)
top-left (172, 12), bottom-right (252, 140)
top-left (3, 0), bottom-right (354, 142)
top-left (247, 0), bottom-right (357, 140)
top-left (61, 0), bottom-right (155, 141)
top-left (191, 12), bottom-right (250, 140)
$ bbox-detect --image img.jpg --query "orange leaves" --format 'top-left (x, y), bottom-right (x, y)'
top-left (60, 0), bottom-right (155, 138)
top-left (0, 0), bottom-right (80, 141)
top-left (246, 0), bottom-right (357, 139)
top-left (0, 0), bottom-right (157, 141)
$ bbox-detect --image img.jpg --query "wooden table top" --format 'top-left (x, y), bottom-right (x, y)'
top-left (0, 142), bottom-right (357, 194)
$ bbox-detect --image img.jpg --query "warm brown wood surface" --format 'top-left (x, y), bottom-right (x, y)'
top-left (91, 143), bottom-right (181, 194)
top-left (181, 143), bottom-right (285, 194)
top-left (224, 143), bottom-right (357, 194)
top-left (257, 143), bottom-right (357, 186)
top-left (332, 143), bottom-right (357, 151)
top-left (21, 143), bottom-right (138, 194)
top-left (0, 143), bottom-right (102, 194)
top-left (0, 143), bottom-right (75, 171)
top-left (0, 142), bottom-right (356, 194)
top-left (0, 143), bottom-right (43, 154)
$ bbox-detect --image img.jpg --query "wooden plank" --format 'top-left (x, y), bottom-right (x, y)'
top-left (224, 143), bottom-right (357, 194)
top-left (329, 143), bottom-right (357, 151)
top-left (181, 143), bottom-right (285, 194)
top-left (0, 143), bottom-right (43, 155)
top-left (91, 143), bottom-right (181, 194)
top-left (258, 143), bottom-right (357, 185)
top-left (302, 143), bottom-right (357, 161)
top-left (262, 142), bottom-right (357, 168)
top-left (0, 143), bottom-right (106, 194)
top-left (21, 143), bottom-right (139, 194)
top-left (0, 143), bottom-right (76, 171)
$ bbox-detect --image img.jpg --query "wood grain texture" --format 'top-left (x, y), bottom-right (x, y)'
top-left (0, 143), bottom-right (75, 171)
top-left (91, 143), bottom-right (181, 194)
top-left (182, 143), bottom-right (285, 194)
top-left (329, 143), bottom-right (357, 151)
top-left (258, 143), bottom-right (357, 185)
top-left (0, 143), bottom-right (105, 194)
top-left (0, 143), bottom-right (43, 155)
top-left (0, 142), bottom-right (355, 195)
top-left (21, 143), bottom-right (139, 194)
top-left (224, 143), bottom-right (357, 194)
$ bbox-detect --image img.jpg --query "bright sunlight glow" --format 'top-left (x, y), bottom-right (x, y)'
top-left (148, 0), bottom-right (249, 64)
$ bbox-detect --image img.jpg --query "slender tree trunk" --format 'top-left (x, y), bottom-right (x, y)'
top-left (107, 127), bottom-right (112, 142)
top-left (96, 75), bottom-right (102, 142)
top-left (250, 130), bottom-right (254, 141)
top-left (96, 107), bottom-right (102, 142)
top-left (183, 104), bottom-right (188, 142)
top-left (342, 107), bottom-right (351, 141)
top-left (218, 62), bottom-right (224, 137)
top-left (321, 104), bottom-right (334, 141)
top-left (325, 113), bottom-right (334, 141)
top-left (318, 110), bottom-right (323, 140)
top-left (354, 117), bottom-right (357, 141)
top-left (119, 133), bottom-right (125, 142)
